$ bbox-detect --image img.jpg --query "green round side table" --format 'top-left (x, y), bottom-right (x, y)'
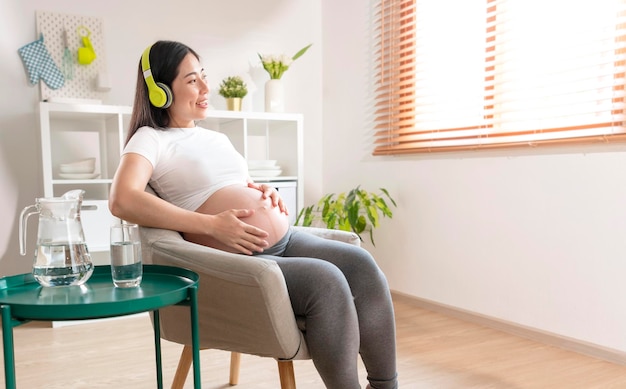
top-left (0, 265), bottom-right (201, 389)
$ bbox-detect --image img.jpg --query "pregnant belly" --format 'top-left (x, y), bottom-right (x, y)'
top-left (184, 184), bottom-right (289, 253)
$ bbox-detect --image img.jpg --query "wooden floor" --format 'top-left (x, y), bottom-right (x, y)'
top-left (1, 295), bottom-right (626, 388)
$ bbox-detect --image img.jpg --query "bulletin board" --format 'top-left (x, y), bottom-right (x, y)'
top-left (35, 11), bottom-right (108, 102)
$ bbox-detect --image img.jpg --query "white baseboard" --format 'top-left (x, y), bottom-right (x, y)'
top-left (391, 291), bottom-right (626, 366)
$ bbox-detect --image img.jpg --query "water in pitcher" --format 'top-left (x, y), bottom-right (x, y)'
top-left (32, 242), bottom-right (94, 287)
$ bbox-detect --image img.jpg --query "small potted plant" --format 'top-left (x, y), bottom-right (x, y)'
top-left (295, 186), bottom-right (397, 246)
top-left (218, 76), bottom-right (248, 111)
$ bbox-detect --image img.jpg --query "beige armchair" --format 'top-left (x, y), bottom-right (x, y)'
top-left (139, 222), bottom-right (360, 389)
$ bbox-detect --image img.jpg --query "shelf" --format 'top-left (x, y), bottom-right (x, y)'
top-left (203, 109), bottom-right (303, 121)
top-left (43, 102), bottom-right (132, 116)
top-left (251, 176), bottom-right (298, 181)
top-left (52, 179), bottom-right (112, 184)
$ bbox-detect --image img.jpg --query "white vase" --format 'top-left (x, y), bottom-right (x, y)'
top-left (265, 79), bottom-right (285, 113)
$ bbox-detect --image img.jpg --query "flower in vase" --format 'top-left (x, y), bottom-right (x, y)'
top-left (258, 44), bottom-right (312, 79)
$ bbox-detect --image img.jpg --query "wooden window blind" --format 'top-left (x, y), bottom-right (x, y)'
top-left (373, 0), bottom-right (626, 155)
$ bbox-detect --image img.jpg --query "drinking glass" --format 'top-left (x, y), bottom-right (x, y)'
top-left (109, 223), bottom-right (142, 287)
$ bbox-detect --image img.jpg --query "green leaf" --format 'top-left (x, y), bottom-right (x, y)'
top-left (347, 202), bottom-right (360, 231)
top-left (326, 213), bottom-right (337, 230)
top-left (295, 205), bottom-right (313, 226)
top-left (336, 192), bottom-right (347, 205)
top-left (380, 188), bottom-right (397, 207)
top-left (320, 195), bottom-right (333, 219)
top-left (354, 215), bottom-right (367, 234)
top-left (338, 218), bottom-right (352, 231)
top-left (366, 205), bottom-right (380, 227)
top-left (319, 193), bottom-right (333, 208)
top-left (303, 209), bottom-right (315, 226)
top-left (356, 187), bottom-right (369, 203)
top-left (346, 188), bottom-right (357, 204)
top-left (292, 43), bottom-right (313, 61)
top-left (373, 195), bottom-right (393, 218)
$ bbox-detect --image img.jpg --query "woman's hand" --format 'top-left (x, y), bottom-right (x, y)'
top-left (205, 209), bottom-right (270, 255)
top-left (247, 182), bottom-right (289, 215)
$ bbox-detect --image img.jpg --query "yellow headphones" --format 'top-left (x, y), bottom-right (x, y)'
top-left (141, 45), bottom-right (173, 108)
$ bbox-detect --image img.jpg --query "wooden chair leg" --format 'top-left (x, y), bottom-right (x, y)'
top-left (229, 352), bottom-right (241, 385)
top-left (171, 345), bottom-right (193, 389)
top-left (277, 360), bottom-right (296, 389)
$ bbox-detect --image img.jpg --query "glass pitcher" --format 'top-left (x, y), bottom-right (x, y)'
top-left (19, 189), bottom-right (94, 287)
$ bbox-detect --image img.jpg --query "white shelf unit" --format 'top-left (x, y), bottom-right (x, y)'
top-left (38, 102), bottom-right (131, 253)
top-left (39, 105), bottom-right (305, 252)
top-left (198, 110), bottom-right (304, 224)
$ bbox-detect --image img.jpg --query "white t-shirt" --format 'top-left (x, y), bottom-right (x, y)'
top-left (123, 126), bottom-right (248, 211)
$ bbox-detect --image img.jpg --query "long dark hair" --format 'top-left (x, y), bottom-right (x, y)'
top-left (125, 40), bottom-right (200, 145)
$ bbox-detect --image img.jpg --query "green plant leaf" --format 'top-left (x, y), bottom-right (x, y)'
top-left (334, 193), bottom-right (347, 222)
top-left (355, 215), bottom-right (367, 234)
top-left (366, 204), bottom-right (380, 228)
top-left (380, 188), bottom-right (397, 207)
top-left (372, 195), bottom-right (393, 218)
top-left (347, 201), bottom-right (360, 232)
top-left (356, 187), bottom-right (370, 206)
top-left (295, 205), bottom-right (313, 226)
top-left (326, 213), bottom-right (338, 230)
top-left (292, 43), bottom-right (313, 61)
top-left (338, 217), bottom-right (352, 232)
top-left (320, 194), bottom-right (333, 219)
top-left (295, 186), bottom-right (396, 247)
top-left (346, 187), bottom-right (358, 204)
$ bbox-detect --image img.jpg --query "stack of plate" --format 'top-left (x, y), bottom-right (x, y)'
top-left (248, 160), bottom-right (282, 177)
top-left (58, 158), bottom-right (100, 179)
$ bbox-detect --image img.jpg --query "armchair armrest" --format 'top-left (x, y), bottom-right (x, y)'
top-left (292, 226), bottom-right (361, 247)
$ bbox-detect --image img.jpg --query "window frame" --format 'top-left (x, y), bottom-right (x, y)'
top-left (372, 0), bottom-right (626, 155)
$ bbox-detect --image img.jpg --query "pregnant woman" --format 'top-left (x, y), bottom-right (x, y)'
top-left (109, 40), bottom-right (398, 389)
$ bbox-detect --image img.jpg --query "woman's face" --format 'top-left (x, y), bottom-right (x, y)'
top-left (168, 53), bottom-right (210, 128)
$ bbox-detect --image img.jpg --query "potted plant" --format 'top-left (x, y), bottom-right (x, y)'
top-left (218, 76), bottom-right (248, 111)
top-left (295, 186), bottom-right (397, 246)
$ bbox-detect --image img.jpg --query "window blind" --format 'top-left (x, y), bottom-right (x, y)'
top-left (373, 0), bottom-right (626, 155)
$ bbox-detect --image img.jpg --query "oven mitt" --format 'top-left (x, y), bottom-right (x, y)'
top-left (18, 33), bottom-right (65, 90)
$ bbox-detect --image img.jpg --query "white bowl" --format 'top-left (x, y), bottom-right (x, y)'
top-left (249, 169), bottom-right (282, 177)
top-left (247, 160), bottom-right (278, 170)
top-left (59, 158), bottom-right (96, 174)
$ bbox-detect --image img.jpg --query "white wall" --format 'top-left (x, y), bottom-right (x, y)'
top-left (322, 0), bottom-right (626, 354)
top-left (0, 0), bottom-right (323, 274)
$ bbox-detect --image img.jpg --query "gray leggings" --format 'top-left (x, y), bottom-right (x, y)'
top-left (256, 228), bottom-right (398, 389)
